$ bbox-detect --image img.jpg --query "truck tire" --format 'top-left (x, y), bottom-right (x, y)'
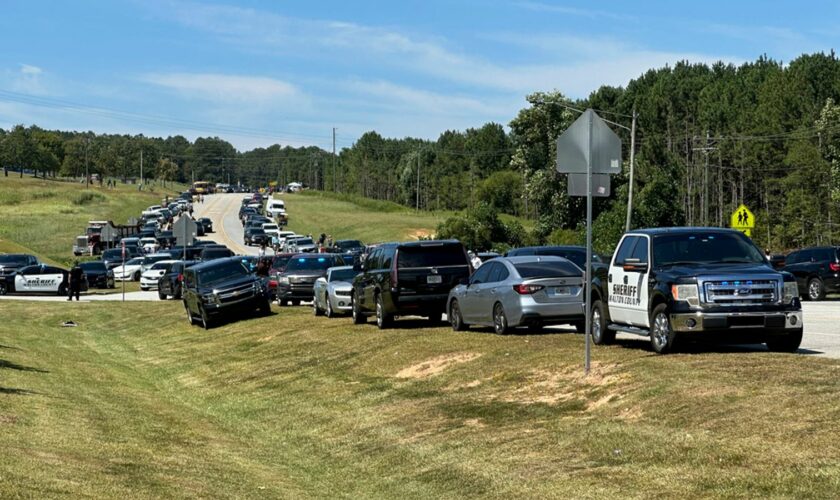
top-left (590, 299), bottom-right (615, 345)
top-left (650, 303), bottom-right (678, 354)
top-left (133, 271), bottom-right (141, 281)
top-left (807, 278), bottom-right (825, 301)
top-left (375, 294), bottom-right (392, 329)
top-left (184, 302), bottom-right (196, 326)
top-left (313, 298), bottom-right (323, 316)
top-left (259, 299), bottom-right (271, 316)
top-left (0, 282), bottom-right (7, 295)
top-left (158, 290), bottom-right (167, 300)
top-left (766, 329), bottom-right (803, 353)
top-left (351, 293), bottom-right (366, 324)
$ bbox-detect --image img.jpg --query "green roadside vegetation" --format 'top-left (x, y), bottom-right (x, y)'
top-left (0, 176), bottom-right (187, 267)
top-left (1, 300), bottom-right (839, 498)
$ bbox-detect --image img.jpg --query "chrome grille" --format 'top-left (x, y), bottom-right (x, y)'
top-left (702, 278), bottom-right (778, 305)
top-left (217, 283), bottom-right (255, 303)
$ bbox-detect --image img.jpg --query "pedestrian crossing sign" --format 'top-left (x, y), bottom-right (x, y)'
top-left (730, 204), bottom-right (754, 237)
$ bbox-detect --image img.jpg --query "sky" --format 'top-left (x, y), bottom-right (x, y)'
top-left (1, 0), bottom-right (840, 151)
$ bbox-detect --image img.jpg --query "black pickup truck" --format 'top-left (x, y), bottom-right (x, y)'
top-left (588, 228), bottom-right (803, 354)
top-left (182, 257), bottom-right (271, 329)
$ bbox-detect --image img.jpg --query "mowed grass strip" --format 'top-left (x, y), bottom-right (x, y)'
top-left (0, 176), bottom-right (186, 267)
top-left (285, 191), bottom-right (451, 243)
top-left (2, 300), bottom-right (840, 498)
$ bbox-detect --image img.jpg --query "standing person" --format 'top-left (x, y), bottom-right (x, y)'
top-left (258, 243), bottom-right (267, 259)
top-left (68, 261), bottom-right (83, 301)
top-left (188, 205), bottom-right (194, 218)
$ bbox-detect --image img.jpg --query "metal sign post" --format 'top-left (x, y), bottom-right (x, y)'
top-left (556, 109), bottom-right (621, 376)
top-left (121, 240), bottom-right (126, 302)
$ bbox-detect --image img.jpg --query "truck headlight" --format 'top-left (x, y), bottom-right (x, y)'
top-left (278, 276), bottom-right (289, 285)
top-left (671, 284), bottom-right (700, 306)
top-left (783, 282), bottom-right (798, 304)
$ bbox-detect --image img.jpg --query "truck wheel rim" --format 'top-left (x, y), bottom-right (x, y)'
top-left (326, 298), bottom-right (332, 317)
top-left (809, 281), bottom-right (820, 299)
top-left (376, 298), bottom-right (383, 326)
top-left (591, 307), bottom-right (601, 341)
top-left (653, 313), bottom-right (670, 348)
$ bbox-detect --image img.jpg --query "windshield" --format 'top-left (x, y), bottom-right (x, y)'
top-left (80, 262), bottom-right (106, 271)
top-left (652, 232), bottom-right (765, 266)
top-left (329, 268), bottom-right (357, 282)
top-left (272, 255), bottom-right (291, 269)
top-left (286, 256), bottom-right (335, 271)
top-left (103, 250), bottom-right (122, 259)
top-left (144, 256), bottom-right (169, 265)
top-left (337, 240), bottom-right (363, 249)
top-left (150, 262), bottom-right (171, 271)
top-left (295, 238), bottom-right (314, 246)
top-left (0, 255), bottom-right (30, 266)
top-left (125, 258), bottom-right (143, 266)
top-left (197, 261), bottom-right (249, 285)
top-left (514, 261), bottom-right (581, 278)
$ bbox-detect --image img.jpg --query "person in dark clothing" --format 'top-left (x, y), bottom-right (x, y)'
top-left (68, 261), bottom-right (83, 301)
top-left (255, 259), bottom-right (270, 278)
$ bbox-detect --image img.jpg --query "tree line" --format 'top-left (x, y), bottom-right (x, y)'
top-left (2, 52), bottom-right (839, 252)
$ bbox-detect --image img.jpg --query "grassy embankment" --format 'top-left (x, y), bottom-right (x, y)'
top-left (285, 190), bottom-right (533, 244)
top-left (0, 176), bottom-right (186, 267)
top-left (1, 299), bottom-right (839, 498)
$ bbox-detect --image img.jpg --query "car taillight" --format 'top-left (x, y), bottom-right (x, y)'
top-left (830, 262), bottom-right (840, 272)
top-left (513, 284), bottom-right (544, 295)
top-left (391, 249), bottom-right (399, 288)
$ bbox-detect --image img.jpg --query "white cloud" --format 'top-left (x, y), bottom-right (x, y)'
top-left (140, 72), bottom-right (302, 104)
top-left (514, 1), bottom-right (637, 22)
top-left (20, 64), bottom-right (43, 75)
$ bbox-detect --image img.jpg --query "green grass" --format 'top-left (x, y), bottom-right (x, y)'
top-left (2, 300), bottom-right (840, 498)
top-left (0, 176), bottom-right (186, 267)
top-left (286, 191), bottom-right (453, 243)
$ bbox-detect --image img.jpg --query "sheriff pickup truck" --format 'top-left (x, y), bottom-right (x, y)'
top-left (589, 227), bottom-right (803, 354)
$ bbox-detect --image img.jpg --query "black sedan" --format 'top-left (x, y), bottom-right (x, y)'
top-left (79, 261), bottom-right (115, 289)
top-left (198, 217), bottom-right (214, 233)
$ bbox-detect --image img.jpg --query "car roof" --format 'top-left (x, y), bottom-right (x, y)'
top-left (188, 256), bottom-right (243, 272)
top-left (627, 227), bottom-right (745, 237)
top-left (329, 265), bottom-right (354, 272)
top-left (377, 239), bottom-right (462, 248)
top-left (500, 255), bottom-right (573, 265)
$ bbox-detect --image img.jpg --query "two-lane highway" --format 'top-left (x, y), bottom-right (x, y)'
top-left (193, 193), bottom-right (273, 256)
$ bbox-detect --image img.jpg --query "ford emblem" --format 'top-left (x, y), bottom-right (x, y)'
top-left (737, 288), bottom-right (750, 296)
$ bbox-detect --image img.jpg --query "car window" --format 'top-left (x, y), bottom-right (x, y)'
top-left (44, 266), bottom-right (64, 275)
top-left (484, 263), bottom-right (506, 283)
top-left (382, 247), bottom-right (394, 270)
top-left (0, 255), bottom-right (34, 267)
top-left (329, 268), bottom-right (357, 282)
top-left (786, 251), bottom-right (799, 264)
top-left (469, 263), bottom-right (493, 284)
top-left (514, 260), bottom-right (583, 278)
top-left (629, 237), bottom-right (649, 264)
top-left (536, 248), bottom-right (587, 268)
top-left (366, 249), bottom-right (382, 270)
top-left (18, 265), bottom-right (41, 275)
top-left (613, 236), bottom-right (639, 266)
top-left (397, 245), bottom-right (467, 268)
top-left (819, 248), bottom-right (834, 261)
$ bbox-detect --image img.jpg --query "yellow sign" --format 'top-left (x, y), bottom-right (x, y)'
top-left (730, 204), bottom-right (754, 237)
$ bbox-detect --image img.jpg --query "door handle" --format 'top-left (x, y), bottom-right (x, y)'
top-left (608, 274), bottom-right (612, 283)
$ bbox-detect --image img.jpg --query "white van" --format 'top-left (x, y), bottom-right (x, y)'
top-left (266, 199), bottom-right (286, 218)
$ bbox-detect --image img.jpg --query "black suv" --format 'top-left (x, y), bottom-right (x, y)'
top-left (182, 257), bottom-right (271, 329)
top-left (158, 260), bottom-right (198, 300)
top-left (199, 246), bottom-right (235, 261)
top-left (351, 240), bottom-right (471, 328)
top-left (275, 254), bottom-right (346, 306)
top-left (79, 261), bottom-right (115, 289)
top-left (783, 246), bottom-right (840, 300)
top-left (0, 254), bottom-right (39, 278)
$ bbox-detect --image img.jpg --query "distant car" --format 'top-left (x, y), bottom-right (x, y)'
top-left (112, 257), bottom-right (145, 281)
top-left (782, 246), bottom-right (840, 300)
top-left (157, 260), bottom-right (198, 300)
top-left (140, 237), bottom-right (160, 254)
top-left (272, 231), bottom-right (297, 248)
top-left (182, 257), bottom-right (271, 329)
top-left (313, 265), bottom-right (357, 317)
top-left (330, 239), bottom-right (365, 256)
top-left (140, 260), bottom-right (177, 291)
top-left (0, 264), bottom-right (85, 296)
top-left (244, 227), bottom-right (269, 246)
top-left (198, 217), bottom-right (214, 233)
top-left (351, 240), bottom-right (471, 328)
top-left (101, 248), bottom-right (130, 270)
top-left (0, 254), bottom-right (39, 279)
top-left (199, 246), bottom-right (235, 261)
top-left (283, 237), bottom-right (316, 254)
top-left (275, 254), bottom-right (346, 306)
top-left (447, 256), bottom-right (585, 334)
top-left (164, 246), bottom-right (205, 261)
top-left (141, 253), bottom-right (174, 273)
top-left (79, 261), bottom-right (115, 289)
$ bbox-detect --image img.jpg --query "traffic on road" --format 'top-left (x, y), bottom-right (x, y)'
top-left (1, 183), bottom-right (839, 358)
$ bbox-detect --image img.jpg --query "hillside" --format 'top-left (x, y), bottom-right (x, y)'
top-left (0, 176), bottom-right (185, 266)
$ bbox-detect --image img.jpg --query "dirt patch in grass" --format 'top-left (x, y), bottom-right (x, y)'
top-left (495, 362), bottom-right (633, 413)
top-left (395, 352), bottom-right (481, 379)
top-left (405, 229), bottom-right (433, 240)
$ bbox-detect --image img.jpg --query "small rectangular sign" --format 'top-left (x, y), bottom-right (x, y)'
top-left (567, 173), bottom-right (611, 197)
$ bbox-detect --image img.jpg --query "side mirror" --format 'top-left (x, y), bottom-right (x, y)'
top-left (622, 258), bottom-right (648, 273)
top-left (458, 277), bottom-right (469, 286)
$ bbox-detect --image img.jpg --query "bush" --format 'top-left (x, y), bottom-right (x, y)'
top-left (72, 191), bottom-right (106, 205)
top-left (436, 202), bottom-right (533, 251)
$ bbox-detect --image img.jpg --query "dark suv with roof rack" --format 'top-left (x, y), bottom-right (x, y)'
top-left (351, 240), bottom-right (471, 328)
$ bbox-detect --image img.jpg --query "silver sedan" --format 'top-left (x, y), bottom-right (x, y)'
top-left (447, 256), bottom-right (585, 334)
top-left (313, 265), bottom-right (357, 317)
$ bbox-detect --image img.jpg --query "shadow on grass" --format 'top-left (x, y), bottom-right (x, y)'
top-left (0, 386), bottom-right (39, 395)
top-left (614, 337), bottom-right (822, 356)
top-left (0, 359), bottom-right (49, 373)
top-left (0, 343), bottom-right (22, 350)
top-left (207, 310), bottom-right (279, 329)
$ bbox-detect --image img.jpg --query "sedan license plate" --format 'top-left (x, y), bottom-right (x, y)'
top-left (426, 275), bottom-right (443, 284)
top-left (551, 286), bottom-right (571, 296)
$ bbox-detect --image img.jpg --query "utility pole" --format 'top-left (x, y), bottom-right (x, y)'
top-left (140, 148), bottom-right (144, 187)
top-left (332, 127), bottom-right (337, 192)
top-left (85, 137), bottom-right (90, 189)
top-left (416, 149), bottom-right (421, 211)
top-left (692, 131), bottom-right (716, 227)
top-left (624, 109), bottom-right (637, 231)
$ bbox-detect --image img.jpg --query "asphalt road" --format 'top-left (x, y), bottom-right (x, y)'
top-left (193, 193), bottom-right (275, 257)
